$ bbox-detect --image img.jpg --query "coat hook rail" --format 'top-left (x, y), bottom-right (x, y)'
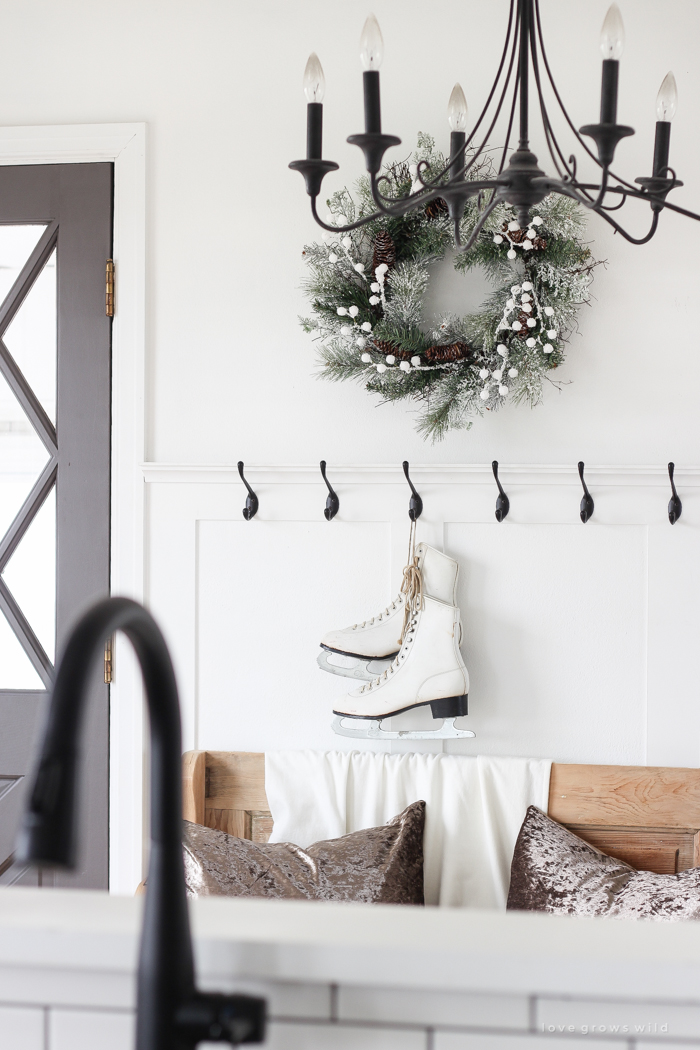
top-left (320, 460), bottom-right (339, 520)
top-left (668, 462), bottom-right (682, 525)
top-left (237, 461), bottom-right (259, 520)
top-left (578, 461), bottom-right (594, 524)
top-left (402, 461), bottom-right (423, 521)
top-left (492, 461), bottom-right (510, 522)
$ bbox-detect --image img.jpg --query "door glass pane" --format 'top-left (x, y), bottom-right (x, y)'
top-left (0, 610), bottom-right (42, 689)
top-left (2, 487), bottom-right (56, 661)
top-left (4, 248), bottom-right (57, 424)
top-left (0, 369), bottom-right (49, 539)
top-left (0, 225), bottom-right (46, 305)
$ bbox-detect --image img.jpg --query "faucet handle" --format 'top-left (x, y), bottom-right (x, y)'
top-left (176, 992), bottom-right (266, 1045)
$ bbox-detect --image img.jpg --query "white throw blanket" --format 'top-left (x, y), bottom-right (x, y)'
top-left (265, 750), bottom-right (551, 909)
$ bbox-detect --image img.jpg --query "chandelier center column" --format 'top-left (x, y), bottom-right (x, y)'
top-left (518, 0), bottom-right (530, 150)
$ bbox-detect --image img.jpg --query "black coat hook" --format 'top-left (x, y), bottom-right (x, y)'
top-left (578, 461), bottom-right (594, 523)
top-left (492, 461), bottom-right (510, 522)
top-left (237, 461), bottom-right (259, 520)
top-left (320, 460), bottom-right (339, 520)
top-left (402, 461), bottom-right (423, 521)
top-left (668, 462), bottom-right (682, 525)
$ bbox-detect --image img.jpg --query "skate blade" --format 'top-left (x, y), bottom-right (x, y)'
top-left (317, 650), bottom-right (393, 682)
top-left (331, 715), bottom-right (476, 740)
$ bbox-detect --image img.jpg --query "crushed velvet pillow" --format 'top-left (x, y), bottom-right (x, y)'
top-left (183, 801), bottom-right (425, 905)
top-left (507, 805), bottom-right (700, 921)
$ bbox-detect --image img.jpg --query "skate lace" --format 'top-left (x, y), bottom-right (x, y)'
top-left (397, 519), bottom-right (423, 646)
top-left (352, 595), bottom-right (401, 631)
top-left (359, 612), bottom-right (419, 693)
top-left (351, 519), bottom-right (423, 641)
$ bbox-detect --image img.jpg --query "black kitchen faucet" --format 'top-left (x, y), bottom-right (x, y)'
top-left (16, 597), bottom-right (266, 1049)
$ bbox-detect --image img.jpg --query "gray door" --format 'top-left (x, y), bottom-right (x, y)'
top-left (0, 164), bottom-right (112, 889)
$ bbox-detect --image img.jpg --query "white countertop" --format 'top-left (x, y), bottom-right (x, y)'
top-left (1, 888), bottom-right (699, 1004)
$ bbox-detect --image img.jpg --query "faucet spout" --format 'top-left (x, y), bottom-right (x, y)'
top-left (16, 597), bottom-right (265, 1049)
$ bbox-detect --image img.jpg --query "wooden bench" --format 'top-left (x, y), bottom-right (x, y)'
top-left (182, 751), bottom-right (700, 873)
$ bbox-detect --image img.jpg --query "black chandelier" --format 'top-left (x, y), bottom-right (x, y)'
top-left (290, 1), bottom-right (700, 249)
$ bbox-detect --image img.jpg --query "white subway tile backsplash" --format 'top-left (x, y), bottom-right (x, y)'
top-left (435, 1032), bottom-right (622, 1050)
top-left (537, 997), bottom-right (700, 1041)
top-left (49, 1008), bottom-right (134, 1050)
top-left (637, 1042), bottom-right (700, 1049)
top-left (0, 964), bottom-right (133, 1009)
top-left (195, 977), bottom-right (331, 1020)
top-left (339, 986), bottom-right (529, 1030)
top-left (0, 1005), bottom-right (44, 1050)
top-left (265, 1021), bottom-right (427, 1050)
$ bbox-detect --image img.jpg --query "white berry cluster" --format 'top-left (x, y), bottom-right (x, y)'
top-left (322, 212), bottom-right (376, 351)
top-left (478, 343), bottom-right (520, 401)
top-left (493, 215), bottom-right (544, 259)
top-left (496, 278), bottom-right (557, 358)
top-left (362, 259), bottom-right (423, 376)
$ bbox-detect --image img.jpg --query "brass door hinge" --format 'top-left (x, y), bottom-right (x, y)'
top-left (105, 258), bottom-right (115, 317)
top-left (104, 635), bottom-right (114, 684)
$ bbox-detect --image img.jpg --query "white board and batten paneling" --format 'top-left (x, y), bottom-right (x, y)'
top-left (143, 462), bottom-right (700, 772)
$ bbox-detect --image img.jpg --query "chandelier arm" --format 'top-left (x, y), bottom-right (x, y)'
top-left (528, 11), bottom-right (580, 186)
top-left (413, 160), bottom-right (445, 192)
top-left (310, 196), bottom-right (388, 233)
top-left (369, 173), bottom-right (444, 216)
top-left (550, 179), bottom-right (661, 240)
top-left (374, 170), bottom-right (426, 203)
top-left (590, 168), bottom-right (611, 209)
top-left (541, 180), bottom-right (600, 210)
top-left (532, 0), bottom-right (601, 169)
top-left (601, 190), bottom-right (628, 212)
top-left (633, 196), bottom-right (700, 223)
top-left (498, 61), bottom-right (521, 175)
top-left (453, 195), bottom-right (503, 254)
top-left (373, 168), bottom-right (439, 206)
top-left (415, 0), bottom-right (521, 192)
top-left (455, 8), bottom-right (522, 182)
top-left (593, 208), bottom-right (660, 244)
top-left (561, 183), bottom-right (700, 221)
top-left (369, 174), bottom-right (499, 218)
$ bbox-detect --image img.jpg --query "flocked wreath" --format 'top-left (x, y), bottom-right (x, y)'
top-left (300, 134), bottom-right (601, 441)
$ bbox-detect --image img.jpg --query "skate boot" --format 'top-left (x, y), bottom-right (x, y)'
top-left (318, 542), bottom-right (459, 682)
top-left (331, 595), bottom-right (475, 741)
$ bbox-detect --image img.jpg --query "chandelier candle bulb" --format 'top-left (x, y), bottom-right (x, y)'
top-left (599, 5), bottom-right (624, 126)
top-left (448, 83), bottom-right (468, 178)
top-left (360, 15), bottom-right (384, 133)
top-left (600, 4), bottom-right (625, 60)
top-left (303, 53), bottom-right (325, 159)
top-left (653, 73), bottom-right (677, 176)
top-left (656, 71), bottom-right (678, 122)
top-left (600, 59), bottom-right (619, 126)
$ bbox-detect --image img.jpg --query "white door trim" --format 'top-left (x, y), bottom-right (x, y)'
top-left (0, 123), bottom-right (147, 894)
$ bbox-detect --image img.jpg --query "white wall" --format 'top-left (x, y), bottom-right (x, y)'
top-left (0, 0), bottom-right (697, 465)
top-left (144, 463), bottom-right (700, 769)
top-left (0, 1), bottom-right (698, 887)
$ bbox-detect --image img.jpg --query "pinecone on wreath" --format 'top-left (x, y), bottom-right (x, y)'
top-left (372, 338), bottom-right (412, 360)
top-left (516, 310), bottom-right (531, 338)
top-left (501, 221), bottom-right (547, 251)
top-left (372, 231), bottom-right (396, 274)
top-left (424, 341), bottom-right (473, 363)
top-left (425, 197), bottom-right (448, 221)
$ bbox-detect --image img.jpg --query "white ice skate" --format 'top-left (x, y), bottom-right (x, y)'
top-left (332, 595), bottom-right (475, 741)
top-left (318, 542), bottom-right (459, 682)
